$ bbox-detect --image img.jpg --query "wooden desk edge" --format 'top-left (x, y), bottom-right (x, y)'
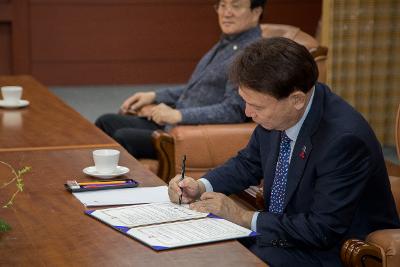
top-left (0, 143), bottom-right (120, 153)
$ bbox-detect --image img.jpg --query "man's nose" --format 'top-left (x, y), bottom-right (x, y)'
top-left (245, 105), bottom-right (254, 117)
top-left (222, 8), bottom-right (234, 17)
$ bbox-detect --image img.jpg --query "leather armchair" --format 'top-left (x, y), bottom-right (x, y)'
top-left (340, 105), bottom-right (400, 267)
top-left (146, 23), bottom-right (328, 183)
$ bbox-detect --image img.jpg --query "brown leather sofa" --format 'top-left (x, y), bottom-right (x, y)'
top-left (340, 105), bottom-right (400, 267)
top-left (144, 23), bottom-right (328, 182)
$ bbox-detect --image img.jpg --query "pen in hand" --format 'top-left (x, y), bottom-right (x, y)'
top-left (178, 155), bottom-right (187, 205)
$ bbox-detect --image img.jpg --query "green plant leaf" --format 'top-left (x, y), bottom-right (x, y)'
top-left (0, 162), bottom-right (31, 231)
top-left (0, 219), bottom-right (12, 232)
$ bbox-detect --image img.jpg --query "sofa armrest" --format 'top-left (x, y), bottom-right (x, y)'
top-left (341, 229), bottom-right (400, 267)
top-left (366, 229), bottom-right (400, 267)
top-left (389, 176), bottom-right (400, 215)
top-left (152, 130), bottom-right (174, 182)
top-left (341, 239), bottom-right (383, 267)
top-left (311, 46), bottom-right (328, 83)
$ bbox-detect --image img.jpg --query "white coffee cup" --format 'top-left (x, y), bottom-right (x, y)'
top-left (1, 86), bottom-right (23, 105)
top-left (93, 149), bottom-right (120, 174)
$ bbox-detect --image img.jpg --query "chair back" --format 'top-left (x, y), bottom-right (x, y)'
top-left (260, 23), bottom-right (318, 48)
top-left (391, 104), bottom-right (400, 214)
top-left (260, 23), bottom-right (328, 83)
top-left (389, 176), bottom-right (400, 215)
top-left (396, 104), bottom-right (400, 160)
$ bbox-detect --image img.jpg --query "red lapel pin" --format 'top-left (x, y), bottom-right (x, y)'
top-left (299, 145), bottom-right (306, 159)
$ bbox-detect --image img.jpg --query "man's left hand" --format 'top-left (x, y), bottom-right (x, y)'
top-left (150, 103), bottom-right (182, 125)
top-left (190, 192), bottom-right (254, 229)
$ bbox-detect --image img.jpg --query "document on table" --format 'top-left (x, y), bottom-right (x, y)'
top-left (72, 186), bottom-right (169, 206)
top-left (86, 202), bottom-right (257, 250)
top-left (90, 202), bottom-right (207, 227)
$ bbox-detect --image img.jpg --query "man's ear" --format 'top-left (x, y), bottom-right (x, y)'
top-left (289, 91), bottom-right (307, 110)
top-left (251, 7), bottom-right (263, 21)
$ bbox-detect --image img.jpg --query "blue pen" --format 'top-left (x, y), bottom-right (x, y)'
top-left (178, 155), bottom-right (186, 205)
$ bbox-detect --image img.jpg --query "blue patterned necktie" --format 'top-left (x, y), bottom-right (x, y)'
top-left (269, 131), bottom-right (292, 214)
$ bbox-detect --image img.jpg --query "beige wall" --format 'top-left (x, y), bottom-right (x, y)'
top-left (322, 0), bottom-right (400, 145)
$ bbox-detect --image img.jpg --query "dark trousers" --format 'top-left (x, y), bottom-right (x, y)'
top-left (95, 113), bottom-right (163, 159)
top-left (240, 237), bottom-right (342, 267)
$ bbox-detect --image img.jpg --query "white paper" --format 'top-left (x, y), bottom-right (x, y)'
top-left (91, 202), bottom-right (208, 227)
top-left (127, 217), bottom-right (253, 249)
top-left (72, 186), bottom-right (169, 206)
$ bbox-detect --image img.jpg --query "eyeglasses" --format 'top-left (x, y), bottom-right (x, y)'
top-left (214, 2), bottom-right (250, 14)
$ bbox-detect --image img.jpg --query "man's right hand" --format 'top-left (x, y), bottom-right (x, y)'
top-left (120, 92), bottom-right (156, 115)
top-left (168, 175), bottom-right (205, 204)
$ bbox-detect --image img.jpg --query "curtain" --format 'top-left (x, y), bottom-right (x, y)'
top-left (322, 0), bottom-right (400, 145)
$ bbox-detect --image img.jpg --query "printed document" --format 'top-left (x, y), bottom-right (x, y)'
top-left (91, 202), bottom-right (207, 227)
top-left (73, 186), bottom-right (169, 206)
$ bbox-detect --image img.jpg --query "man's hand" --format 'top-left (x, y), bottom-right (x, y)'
top-left (120, 92), bottom-right (156, 115)
top-left (168, 175), bottom-right (205, 204)
top-left (190, 192), bottom-right (254, 228)
top-left (136, 104), bottom-right (155, 119)
top-left (150, 103), bottom-right (182, 125)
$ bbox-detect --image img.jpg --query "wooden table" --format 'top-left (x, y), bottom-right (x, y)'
top-left (0, 148), bottom-right (266, 266)
top-left (0, 75), bottom-right (266, 266)
top-left (0, 75), bottom-right (117, 151)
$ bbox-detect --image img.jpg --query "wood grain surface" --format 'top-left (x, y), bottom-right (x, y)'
top-left (0, 75), bottom-right (117, 151)
top-left (0, 148), bottom-right (266, 266)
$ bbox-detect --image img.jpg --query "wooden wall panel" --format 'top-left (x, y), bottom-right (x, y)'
top-left (30, 4), bottom-right (218, 61)
top-left (31, 1), bottom-right (219, 84)
top-left (0, 0), bottom-right (12, 75)
top-left (30, 1), bottom-right (220, 85)
top-left (0, 23), bottom-right (12, 75)
top-left (5, 0), bottom-right (322, 86)
top-left (265, 0), bottom-right (321, 36)
top-left (12, 0), bottom-right (31, 73)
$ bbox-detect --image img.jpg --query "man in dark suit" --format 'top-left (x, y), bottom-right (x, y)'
top-left (168, 37), bottom-right (400, 266)
top-left (95, 0), bottom-right (266, 159)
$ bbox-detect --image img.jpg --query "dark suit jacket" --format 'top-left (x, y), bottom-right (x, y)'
top-left (204, 83), bottom-right (400, 266)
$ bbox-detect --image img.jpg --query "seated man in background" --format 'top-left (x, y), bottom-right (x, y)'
top-left (96, 0), bottom-right (266, 159)
top-left (168, 37), bottom-right (400, 266)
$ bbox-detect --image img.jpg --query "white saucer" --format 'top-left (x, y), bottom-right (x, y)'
top-left (0, 100), bottom-right (30, 109)
top-left (83, 166), bottom-right (130, 179)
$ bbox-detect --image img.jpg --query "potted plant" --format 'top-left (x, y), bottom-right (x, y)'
top-left (0, 161), bottom-right (31, 234)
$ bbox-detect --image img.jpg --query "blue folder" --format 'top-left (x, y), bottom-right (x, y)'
top-left (85, 208), bottom-right (258, 251)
